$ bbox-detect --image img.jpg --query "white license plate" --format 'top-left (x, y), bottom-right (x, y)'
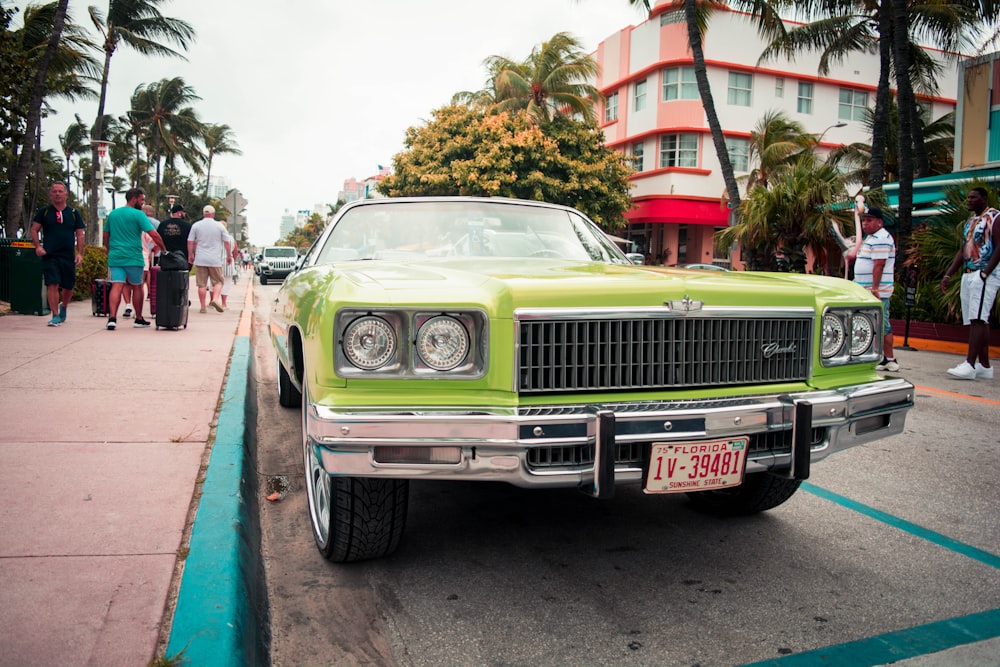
top-left (644, 437), bottom-right (748, 494)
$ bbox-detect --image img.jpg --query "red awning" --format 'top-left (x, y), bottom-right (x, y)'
top-left (626, 198), bottom-right (730, 226)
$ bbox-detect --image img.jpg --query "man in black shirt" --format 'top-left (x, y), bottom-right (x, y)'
top-left (30, 182), bottom-right (85, 326)
top-left (158, 203), bottom-right (192, 263)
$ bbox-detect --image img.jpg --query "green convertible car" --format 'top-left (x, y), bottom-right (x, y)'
top-left (270, 197), bottom-right (914, 562)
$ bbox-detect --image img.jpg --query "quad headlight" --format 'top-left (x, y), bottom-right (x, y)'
top-left (416, 316), bottom-right (470, 371)
top-left (821, 307), bottom-right (881, 366)
top-left (343, 315), bottom-right (397, 369)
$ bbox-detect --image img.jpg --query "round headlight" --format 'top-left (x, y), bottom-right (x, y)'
top-left (416, 316), bottom-right (470, 371)
top-left (343, 316), bottom-right (396, 369)
top-left (821, 313), bottom-right (845, 358)
top-left (850, 312), bottom-right (875, 356)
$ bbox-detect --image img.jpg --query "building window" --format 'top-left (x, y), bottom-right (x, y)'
top-left (838, 88), bottom-right (868, 121)
top-left (775, 77), bottom-right (784, 98)
top-left (659, 133), bottom-right (698, 168)
top-left (797, 81), bottom-right (813, 114)
top-left (630, 141), bottom-right (644, 172)
top-left (727, 71), bottom-right (752, 106)
top-left (662, 67), bottom-right (698, 101)
top-left (605, 92), bottom-right (618, 122)
top-left (726, 137), bottom-right (749, 172)
top-left (660, 9), bottom-right (683, 25)
top-left (634, 79), bottom-right (647, 112)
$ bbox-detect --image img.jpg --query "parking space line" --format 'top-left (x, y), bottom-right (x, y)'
top-left (738, 607), bottom-right (1000, 666)
top-left (802, 482), bottom-right (1000, 570)
top-left (914, 384), bottom-right (1000, 407)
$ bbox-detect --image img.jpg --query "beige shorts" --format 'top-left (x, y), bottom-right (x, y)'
top-left (195, 265), bottom-right (225, 288)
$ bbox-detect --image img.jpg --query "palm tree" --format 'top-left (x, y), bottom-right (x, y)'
top-left (4, 0), bottom-right (99, 237)
top-left (484, 32), bottom-right (602, 124)
top-left (742, 110), bottom-right (813, 192)
top-left (59, 113), bottom-right (89, 183)
top-left (129, 77), bottom-right (202, 212)
top-left (87, 0), bottom-right (194, 243)
top-left (201, 123), bottom-right (242, 197)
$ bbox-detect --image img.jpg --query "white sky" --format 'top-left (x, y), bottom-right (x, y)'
top-left (36, 0), bottom-right (647, 246)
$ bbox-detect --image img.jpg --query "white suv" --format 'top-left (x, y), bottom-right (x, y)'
top-left (258, 246), bottom-right (298, 285)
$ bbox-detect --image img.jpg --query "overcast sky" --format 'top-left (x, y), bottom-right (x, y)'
top-left (33, 0), bottom-right (647, 246)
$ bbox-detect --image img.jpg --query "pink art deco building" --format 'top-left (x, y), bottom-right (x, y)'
top-left (595, 1), bottom-right (959, 268)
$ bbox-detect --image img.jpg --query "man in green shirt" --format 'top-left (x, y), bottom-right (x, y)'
top-left (102, 187), bottom-right (166, 330)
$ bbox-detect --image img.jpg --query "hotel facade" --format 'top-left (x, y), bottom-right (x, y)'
top-left (595, 1), bottom-right (959, 267)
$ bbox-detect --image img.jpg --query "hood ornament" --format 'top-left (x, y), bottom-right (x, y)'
top-left (666, 295), bottom-right (703, 312)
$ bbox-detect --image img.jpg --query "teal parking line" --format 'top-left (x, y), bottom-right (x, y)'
top-left (739, 607), bottom-right (1000, 666)
top-left (166, 336), bottom-right (252, 666)
top-left (802, 481), bottom-right (1000, 570)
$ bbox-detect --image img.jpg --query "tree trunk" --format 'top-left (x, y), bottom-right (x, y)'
top-left (868, 3), bottom-right (893, 190)
top-left (684, 0), bottom-right (741, 216)
top-left (891, 0), bottom-right (915, 250)
top-left (4, 0), bottom-right (69, 238)
top-left (89, 47), bottom-right (114, 246)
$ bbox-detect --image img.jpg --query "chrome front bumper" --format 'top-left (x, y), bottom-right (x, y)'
top-left (307, 378), bottom-right (914, 493)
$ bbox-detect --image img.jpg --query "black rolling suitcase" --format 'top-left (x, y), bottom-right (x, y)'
top-left (155, 269), bottom-right (189, 330)
top-left (92, 278), bottom-right (112, 316)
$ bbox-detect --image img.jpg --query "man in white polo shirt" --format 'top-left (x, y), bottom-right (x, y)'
top-left (187, 205), bottom-right (231, 314)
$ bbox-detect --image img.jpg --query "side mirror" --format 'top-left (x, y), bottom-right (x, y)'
top-left (626, 252), bottom-right (645, 265)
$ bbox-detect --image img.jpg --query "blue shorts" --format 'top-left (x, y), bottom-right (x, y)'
top-left (880, 298), bottom-right (892, 335)
top-left (109, 266), bottom-right (144, 285)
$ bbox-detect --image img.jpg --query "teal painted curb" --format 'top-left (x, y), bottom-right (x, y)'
top-left (166, 336), bottom-right (261, 665)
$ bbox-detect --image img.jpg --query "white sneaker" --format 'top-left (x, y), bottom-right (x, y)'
top-left (974, 363), bottom-right (994, 380)
top-left (882, 359), bottom-right (899, 372)
top-left (946, 361), bottom-right (977, 380)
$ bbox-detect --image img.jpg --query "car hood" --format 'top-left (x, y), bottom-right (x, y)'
top-left (318, 258), bottom-right (868, 311)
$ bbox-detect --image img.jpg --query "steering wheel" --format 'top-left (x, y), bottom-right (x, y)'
top-left (530, 249), bottom-right (562, 258)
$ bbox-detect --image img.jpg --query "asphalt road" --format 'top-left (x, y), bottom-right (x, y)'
top-left (251, 283), bottom-right (1000, 667)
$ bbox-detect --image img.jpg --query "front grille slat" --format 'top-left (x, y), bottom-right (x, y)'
top-left (518, 316), bottom-right (811, 393)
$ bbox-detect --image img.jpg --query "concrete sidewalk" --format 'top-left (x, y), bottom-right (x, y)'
top-left (0, 275), bottom-right (252, 667)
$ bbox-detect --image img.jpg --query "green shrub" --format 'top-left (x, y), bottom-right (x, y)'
top-left (73, 246), bottom-right (108, 301)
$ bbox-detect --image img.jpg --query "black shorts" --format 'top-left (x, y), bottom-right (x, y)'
top-left (41, 254), bottom-right (77, 291)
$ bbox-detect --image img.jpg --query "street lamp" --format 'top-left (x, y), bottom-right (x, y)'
top-left (90, 139), bottom-right (114, 241)
top-left (816, 121), bottom-right (847, 145)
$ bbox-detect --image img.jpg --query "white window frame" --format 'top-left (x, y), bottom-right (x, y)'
top-left (775, 77), bottom-right (784, 98)
top-left (605, 92), bottom-right (619, 122)
top-left (727, 71), bottom-right (752, 107)
top-left (726, 137), bottom-right (749, 173)
top-left (797, 81), bottom-right (813, 114)
top-left (634, 79), bottom-right (647, 112)
top-left (630, 141), bottom-right (644, 172)
top-left (838, 88), bottom-right (868, 121)
top-left (662, 66), bottom-right (699, 101)
top-left (659, 133), bottom-right (699, 168)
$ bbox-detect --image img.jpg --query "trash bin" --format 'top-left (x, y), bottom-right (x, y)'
top-left (9, 241), bottom-right (49, 316)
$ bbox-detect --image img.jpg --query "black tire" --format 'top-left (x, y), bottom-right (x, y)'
top-left (685, 472), bottom-right (801, 516)
top-left (277, 356), bottom-right (301, 408)
top-left (259, 274), bottom-right (268, 285)
top-left (301, 379), bottom-right (408, 562)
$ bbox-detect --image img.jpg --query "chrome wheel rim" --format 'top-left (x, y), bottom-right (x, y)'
top-left (302, 382), bottom-right (331, 548)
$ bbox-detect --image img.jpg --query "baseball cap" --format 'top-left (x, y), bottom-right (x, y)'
top-left (863, 206), bottom-right (883, 220)
top-left (170, 203), bottom-right (185, 214)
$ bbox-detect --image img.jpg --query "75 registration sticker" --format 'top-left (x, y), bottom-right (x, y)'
top-left (644, 437), bottom-right (748, 494)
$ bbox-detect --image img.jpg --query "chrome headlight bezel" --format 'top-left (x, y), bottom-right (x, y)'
top-left (335, 308), bottom-right (488, 378)
top-left (415, 315), bottom-right (471, 371)
top-left (821, 307), bottom-right (881, 366)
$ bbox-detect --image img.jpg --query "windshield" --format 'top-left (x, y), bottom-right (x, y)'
top-left (314, 200), bottom-right (629, 265)
top-left (266, 247), bottom-right (298, 258)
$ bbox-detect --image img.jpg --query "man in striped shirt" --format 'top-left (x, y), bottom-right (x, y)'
top-left (854, 206), bottom-right (897, 372)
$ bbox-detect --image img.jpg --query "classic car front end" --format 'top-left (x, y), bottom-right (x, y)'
top-left (270, 197), bottom-right (914, 562)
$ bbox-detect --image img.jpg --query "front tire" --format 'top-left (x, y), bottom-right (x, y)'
top-left (277, 356), bottom-right (301, 408)
top-left (259, 274), bottom-right (268, 285)
top-left (301, 379), bottom-right (408, 562)
top-left (686, 472), bottom-right (801, 516)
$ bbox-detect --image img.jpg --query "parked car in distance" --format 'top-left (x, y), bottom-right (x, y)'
top-left (270, 197), bottom-right (914, 562)
top-left (258, 246), bottom-right (298, 285)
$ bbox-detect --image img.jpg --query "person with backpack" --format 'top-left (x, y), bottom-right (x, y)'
top-left (30, 182), bottom-right (85, 327)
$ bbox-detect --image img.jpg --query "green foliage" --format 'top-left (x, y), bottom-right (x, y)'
top-left (73, 245), bottom-right (107, 301)
top-left (378, 106), bottom-right (634, 231)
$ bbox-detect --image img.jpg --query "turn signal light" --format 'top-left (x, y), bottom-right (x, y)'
top-left (373, 446), bottom-right (462, 465)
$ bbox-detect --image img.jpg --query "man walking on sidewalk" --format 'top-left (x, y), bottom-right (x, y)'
top-left (103, 188), bottom-right (167, 330)
top-left (854, 206), bottom-right (898, 372)
top-left (188, 205), bottom-right (231, 314)
top-left (940, 186), bottom-right (1000, 380)
top-left (30, 182), bottom-right (85, 326)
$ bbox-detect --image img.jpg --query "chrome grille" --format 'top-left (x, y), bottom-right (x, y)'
top-left (517, 316), bottom-right (811, 393)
